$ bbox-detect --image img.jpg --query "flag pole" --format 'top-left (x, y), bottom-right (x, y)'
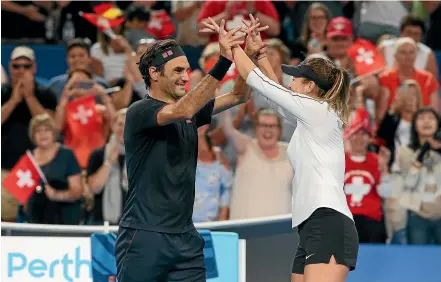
top-left (26, 150), bottom-right (48, 184)
top-left (78, 11), bottom-right (117, 39)
top-left (350, 68), bottom-right (384, 86)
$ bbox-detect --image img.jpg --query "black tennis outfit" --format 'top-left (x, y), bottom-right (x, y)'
top-left (116, 96), bottom-right (215, 282)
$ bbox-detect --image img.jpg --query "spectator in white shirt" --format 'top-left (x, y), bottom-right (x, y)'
top-left (378, 15), bottom-right (439, 78)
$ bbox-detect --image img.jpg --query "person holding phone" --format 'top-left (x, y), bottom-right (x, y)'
top-left (388, 107), bottom-right (441, 245)
top-left (54, 69), bottom-right (116, 169)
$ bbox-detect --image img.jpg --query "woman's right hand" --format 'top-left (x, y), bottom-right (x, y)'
top-left (242, 14), bottom-right (269, 57)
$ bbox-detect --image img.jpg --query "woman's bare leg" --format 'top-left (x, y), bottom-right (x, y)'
top-left (304, 256), bottom-right (349, 282)
top-left (291, 273), bottom-right (305, 282)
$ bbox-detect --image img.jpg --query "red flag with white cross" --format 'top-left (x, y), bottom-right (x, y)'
top-left (347, 39), bottom-right (386, 76)
top-left (146, 10), bottom-right (175, 39)
top-left (65, 95), bottom-right (101, 135)
top-left (2, 151), bottom-right (46, 204)
top-left (64, 95), bottom-right (104, 168)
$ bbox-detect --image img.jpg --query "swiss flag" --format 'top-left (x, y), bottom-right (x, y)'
top-left (64, 95), bottom-right (104, 168)
top-left (2, 151), bottom-right (45, 204)
top-left (66, 95), bottom-right (101, 134)
top-left (79, 12), bottom-right (124, 32)
top-left (146, 10), bottom-right (175, 39)
top-left (348, 39), bottom-right (385, 76)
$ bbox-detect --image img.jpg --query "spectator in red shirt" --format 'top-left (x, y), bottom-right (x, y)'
top-left (379, 37), bottom-right (439, 113)
top-left (197, 1), bottom-right (280, 43)
top-left (344, 118), bottom-right (392, 243)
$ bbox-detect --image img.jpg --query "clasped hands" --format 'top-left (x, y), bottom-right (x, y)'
top-left (200, 14), bottom-right (269, 61)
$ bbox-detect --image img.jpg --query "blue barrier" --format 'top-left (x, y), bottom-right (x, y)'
top-left (348, 244), bottom-right (441, 282)
top-left (90, 230), bottom-right (239, 282)
top-left (1, 44), bottom-right (204, 81)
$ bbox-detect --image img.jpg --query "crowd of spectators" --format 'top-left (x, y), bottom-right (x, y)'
top-left (2, 1), bottom-right (441, 246)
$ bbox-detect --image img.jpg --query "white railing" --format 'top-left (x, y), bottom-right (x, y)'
top-left (1, 213), bottom-right (292, 235)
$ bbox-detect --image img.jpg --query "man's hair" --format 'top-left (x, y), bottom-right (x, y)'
top-left (66, 38), bottom-right (91, 55)
top-left (125, 4), bottom-right (150, 22)
top-left (301, 56), bottom-right (351, 123)
top-left (138, 39), bottom-right (179, 87)
top-left (400, 15), bottom-right (426, 34)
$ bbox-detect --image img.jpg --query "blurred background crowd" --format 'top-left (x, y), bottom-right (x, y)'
top-left (1, 0), bottom-right (441, 246)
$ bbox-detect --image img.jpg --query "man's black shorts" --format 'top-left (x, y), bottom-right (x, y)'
top-left (116, 227), bottom-right (206, 282)
top-left (292, 208), bottom-right (359, 274)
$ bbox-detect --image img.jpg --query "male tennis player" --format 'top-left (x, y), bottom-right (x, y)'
top-left (115, 20), bottom-right (266, 282)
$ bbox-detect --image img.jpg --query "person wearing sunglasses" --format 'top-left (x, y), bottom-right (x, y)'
top-left (1, 46), bottom-right (57, 222)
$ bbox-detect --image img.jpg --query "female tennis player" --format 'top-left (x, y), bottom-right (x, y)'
top-left (202, 16), bottom-right (359, 282)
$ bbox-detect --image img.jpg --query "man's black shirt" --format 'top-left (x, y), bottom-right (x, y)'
top-left (120, 96), bottom-right (215, 233)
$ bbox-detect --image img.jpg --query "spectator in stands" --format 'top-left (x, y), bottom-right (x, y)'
top-left (2, 65), bottom-right (8, 84)
top-left (86, 108), bottom-right (127, 225)
top-left (222, 108), bottom-right (293, 219)
top-left (193, 125), bottom-right (232, 222)
top-left (344, 118), bottom-right (391, 243)
top-left (196, 44), bottom-right (248, 167)
top-left (172, 1), bottom-right (207, 69)
top-left (54, 69), bottom-right (116, 169)
top-left (394, 107), bottom-right (441, 245)
top-left (1, 46), bottom-right (57, 222)
top-left (378, 15), bottom-right (439, 78)
top-left (27, 113), bottom-right (84, 224)
top-left (48, 38), bottom-right (107, 100)
top-left (124, 4), bottom-right (154, 50)
top-left (253, 38), bottom-right (296, 142)
top-left (130, 0), bottom-right (176, 39)
top-left (422, 2), bottom-right (441, 51)
top-left (126, 38), bottom-right (155, 100)
top-left (197, 1), bottom-right (280, 43)
top-left (325, 17), bottom-right (385, 123)
top-left (1, 2), bottom-right (46, 41)
top-left (90, 6), bottom-right (128, 84)
top-left (290, 3), bottom-right (331, 65)
top-left (358, 1), bottom-right (409, 44)
top-left (377, 80), bottom-right (422, 170)
top-left (379, 38), bottom-right (439, 113)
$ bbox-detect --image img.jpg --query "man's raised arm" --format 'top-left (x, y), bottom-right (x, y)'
top-left (157, 24), bottom-right (244, 126)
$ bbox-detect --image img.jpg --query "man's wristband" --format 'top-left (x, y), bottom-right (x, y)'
top-left (208, 55), bottom-right (233, 81)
